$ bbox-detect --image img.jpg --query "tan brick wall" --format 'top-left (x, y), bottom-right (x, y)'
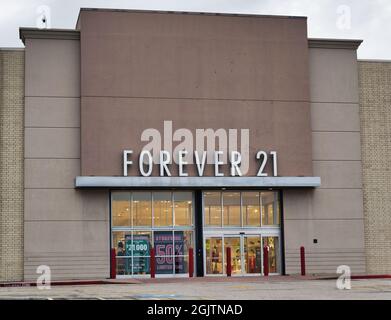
top-left (0, 49), bottom-right (24, 281)
top-left (359, 60), bottom-right (391, 274)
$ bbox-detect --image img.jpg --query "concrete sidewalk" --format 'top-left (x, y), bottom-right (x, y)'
top-left (1, 273), bottom-right (389, 287)
top-left (0, 274), bottom-right (332, 288)
top-left (0, 276), bottom-right (391, 300)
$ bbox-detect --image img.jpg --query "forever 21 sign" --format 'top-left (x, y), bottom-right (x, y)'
top-left (122, 121), bottom-right (278, 177)
top-left (123, 150), bottom-right (278, 177)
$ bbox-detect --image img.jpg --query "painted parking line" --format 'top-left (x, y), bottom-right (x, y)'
top-left (131, 294), bottom-right (178, 300)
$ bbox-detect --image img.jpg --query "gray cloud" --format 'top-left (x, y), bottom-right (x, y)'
top-left (1, 0), bottom-right (390, 59)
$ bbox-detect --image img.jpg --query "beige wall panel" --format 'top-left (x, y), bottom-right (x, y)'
top-left (81, 97), bottom-right (313, 177)
top-left (298, 46), bottom-right (365, 275)
top-left (284, 219), bottom-right (365, 251)
top-left (24, 254), bottom-right (108, 280)
top-left (312, 132), bottom-right (361, 161)
top-left (285, 249), bottom-right (365, 274)
top-left (24, 269), bottom-right (108, 280)
top-left (25, 38), bottom-right (80, 97)
top-left (25, 97), bottom-right (80, 128)
top-left (25, 159), bottom-right (79, 189)
top-left (309, 48), bottom-right (359, 103)
top-left (25, 128), bottom-right (80, 159)
top-left (24, 221), bottom-right (108, 254)
top-left (284, 188), bottom-right (364, 220)
top-left (80, 11), bottom-right (313, 177)
top-left (311, 188), bottom-right (363, 220)
top-left (80, 11), bottom-right (310, 101)
top-left (25, 189), bottom-right (108, 221)
top-left (313, 160), bottom-right (362, 189)
top-left (311, 103), bottom-right (360, 132)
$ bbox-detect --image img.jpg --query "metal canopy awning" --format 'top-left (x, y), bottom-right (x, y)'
top-left (75, 176), bottom-right (321, 188)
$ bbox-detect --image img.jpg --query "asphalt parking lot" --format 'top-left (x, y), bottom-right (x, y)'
top-left (0, 277), bottom-right (391, 300)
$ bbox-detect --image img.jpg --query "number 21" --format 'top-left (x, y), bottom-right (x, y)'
top-left (256, 151), bottom-right (277, 177)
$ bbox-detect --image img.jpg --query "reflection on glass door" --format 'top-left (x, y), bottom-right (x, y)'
top-left (262, 236), bottom-right (280, 274)
top-left (224, 237), bottom-right (241, 275)
top-left (244, 236), bottom-right (262, 274)
top-left (205, 237), bottom-right (223, 274)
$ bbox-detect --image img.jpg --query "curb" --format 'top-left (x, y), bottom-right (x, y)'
top-left (316, 274), bottom-right (391, 280)
top-left (351, 274), bottom-right (391, 280)
top-left (0, 279), bottom-right (139, 288)
top-left (1, 275), bottom-right (390, 287)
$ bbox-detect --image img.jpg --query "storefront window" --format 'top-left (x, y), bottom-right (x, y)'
top-left (267, 204), bottom-right (274, 224)
top-left (174, 192), bottom-right (193, 226)
top-left (242, 192), bottom-right (261, 227)
top-left (175, 231), bottom-right (193, 274)
top-left (222, 192), bottom-right (241, 227)
top-left (131, 231), bottom-right (151, 275)
top-left (112, 192), bottom-right (131, 227)
top-left (261, 192), bottom-right (280, 226)
top-left (153, 192), bottom-right (172, 227)
top-left (113, 231), bottom-right (126, 256)
top-left (204, 192), bottom-right (222, 226)
top-left (111, 191), bottom-right (194, 277)
top-left (205, 191), bottom-right (280, 228)
top-left (275, 200), bottom-right (281, 226)
top-left (133, 192), bottom-right (152, 227)
top-left (113, 231), bottom-right (131, 275)
top-left (175, 230), bottom-right (193, 255)
top-left (154, 231), bottom-right (174, 274)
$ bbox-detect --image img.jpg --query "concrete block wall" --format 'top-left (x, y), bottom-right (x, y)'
top-left (359, 60), bottom-right (391, 274)
top-left (0, 49), bottom-right (24, 281)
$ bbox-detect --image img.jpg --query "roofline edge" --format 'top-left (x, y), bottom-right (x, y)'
top-left (19, 28), bottom-right (80, 44)
top-left (78, 7), bottom-right (308, 20)
top-left (308, 38), bottom-right (363, 50)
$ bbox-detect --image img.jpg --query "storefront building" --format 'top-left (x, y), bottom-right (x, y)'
top-left (1, 8), bottom-right (391, 281)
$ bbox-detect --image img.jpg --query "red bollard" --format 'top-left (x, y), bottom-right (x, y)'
top-left (263, 245), bottom-right (269, 276)
top-left (110, 248), bottom-right (116, 279)
top-left (226, 247), bottom-right (232, 277)
top-left (189, 247), bottom-right (194, 277)
top-left (150, 247), bottom-right (155, 278)
top-left (300, 246), bottom-right (306, 276)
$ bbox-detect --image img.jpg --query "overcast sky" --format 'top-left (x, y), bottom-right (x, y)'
top-left (1, 0), bottom-right (390, 59)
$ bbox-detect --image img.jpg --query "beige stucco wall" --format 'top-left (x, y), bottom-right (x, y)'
top-left (284, 47), bottom-right (366, 275)
top-left (0, 49), bottom-right (24, 281)
top-left (359, 60), bottom-right (391, 274)
top-left (23, 38), bottom-right (109, 280)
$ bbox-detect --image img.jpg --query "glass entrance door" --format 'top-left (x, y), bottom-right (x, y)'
top-left (244, 236), bottom-right (262, 274)
top-left (224, 236), bottom-right (242, 275)
top-left (262, 236), bottom-right (280, 274)
top-left (205, 237), bottom-right (223, 275)
top-left (205, 234), bottom-right (265, 276)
